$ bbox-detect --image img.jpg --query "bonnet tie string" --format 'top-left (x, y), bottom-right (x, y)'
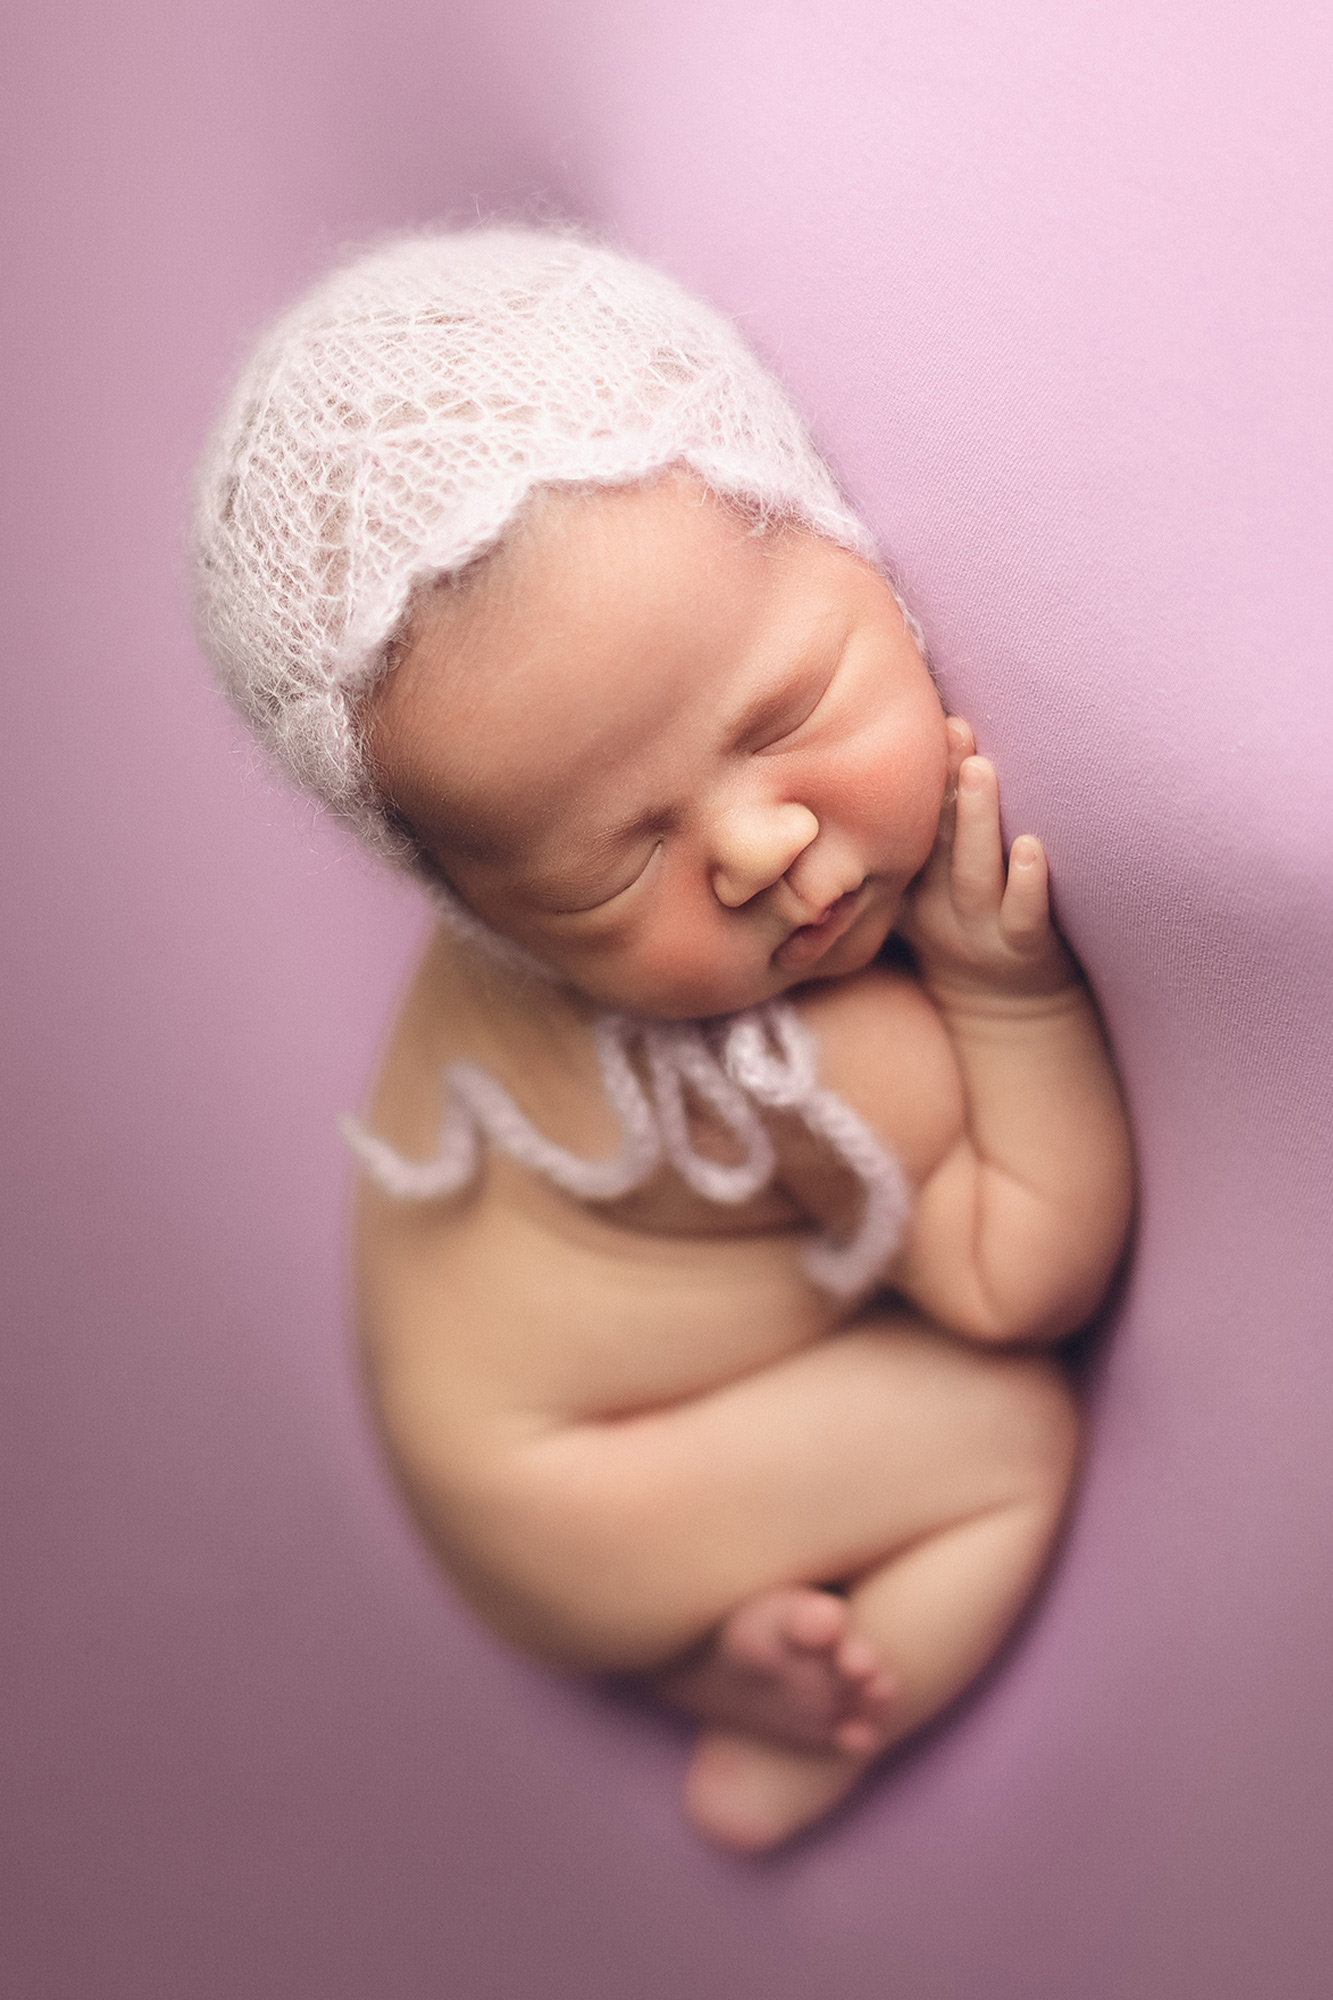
top-left (342, 999), bottom-right (910, 1300)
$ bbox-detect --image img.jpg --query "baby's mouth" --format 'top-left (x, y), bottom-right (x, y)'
top-left (773, 886), bottom-right (866, 972)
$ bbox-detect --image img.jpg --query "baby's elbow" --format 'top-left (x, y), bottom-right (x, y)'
top-left (980, 1300), bottom-right (1093, 1348)
top-left (978, 1178), bottom-right (1134, 1344)
top-left (894, 1251), bottom-right (1068, 1347)
top-left (901, 1172), bottom-right (1132, 1347)
top-left (950, 1297), bottom-right (1077, 1348)
top-left (951, 1250), bottom-right (1121, 1348)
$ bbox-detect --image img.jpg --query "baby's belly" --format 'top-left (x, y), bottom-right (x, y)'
top-left (355, 1154), bottom-right (842, 1452)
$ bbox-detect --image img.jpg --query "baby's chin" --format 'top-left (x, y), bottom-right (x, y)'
top-left (775, 898), bottom-right (898, 995)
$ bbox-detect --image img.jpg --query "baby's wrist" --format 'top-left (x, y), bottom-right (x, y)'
top-left (924, 984), bottom-right (1089, 1035)
top-left (916, 946), bottom-right (1084, 1019)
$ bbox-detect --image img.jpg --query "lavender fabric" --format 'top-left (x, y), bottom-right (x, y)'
top-left (3, 3), bottom-right (1331, 1997)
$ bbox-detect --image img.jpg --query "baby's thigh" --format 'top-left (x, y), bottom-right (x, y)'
top-left (484, 1313), bottom-right (1079, 1669)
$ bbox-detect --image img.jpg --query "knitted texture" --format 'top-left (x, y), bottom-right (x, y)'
top-left (193, 229), bottom-right (917, 1295)
top-left (342, 1001), bottom-right (911, 1301)
top-left (190, 227), bottom-right (878, 863)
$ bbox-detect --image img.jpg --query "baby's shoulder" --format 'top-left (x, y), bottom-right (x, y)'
top-left (790, 959), bottom-right (953, 1082)
top-left (788, 962), bottom-right (965, 1188)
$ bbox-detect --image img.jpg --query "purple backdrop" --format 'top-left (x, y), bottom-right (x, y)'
top-left (4, 2), bottom-right (1331, 1995)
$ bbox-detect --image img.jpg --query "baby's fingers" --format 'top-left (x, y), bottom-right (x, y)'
top-left (999, 834), bottom-right (1052, 944)
top-left (949, 756), bottom-right (1006, 915)
top-left (926, 717), bottom-right (975, 862)
top-left (945, 715), bottom-right (975, 787)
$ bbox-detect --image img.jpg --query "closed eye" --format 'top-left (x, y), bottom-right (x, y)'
top-left (534, 840), bottom-right (663, 918)
top-left (745, 662), bottom-right (838, 755)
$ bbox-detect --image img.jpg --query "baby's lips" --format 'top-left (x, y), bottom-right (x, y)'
top-left (773, 887), bottom-right (865, 972)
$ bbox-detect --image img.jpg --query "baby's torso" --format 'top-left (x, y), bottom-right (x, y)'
top-left (353, 930), bottom-right (961, 1461)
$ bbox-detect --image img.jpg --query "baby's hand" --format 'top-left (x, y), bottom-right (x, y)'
top-left (900, 719), bottom-right (1077, 1001)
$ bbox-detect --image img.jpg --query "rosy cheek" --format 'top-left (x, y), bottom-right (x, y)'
top-left (848, 713), bottom-right (948, 859)
top-left (624, 913), bottom-right (740, 1012)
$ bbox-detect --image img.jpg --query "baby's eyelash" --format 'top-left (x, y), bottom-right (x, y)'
top-left (748, 659), bottom-right (841, 755)
top-left (543, 842), bottom-right (662, 917)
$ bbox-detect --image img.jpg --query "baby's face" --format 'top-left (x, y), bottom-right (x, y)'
top-left (366, 476), bottom-right (948, 1018)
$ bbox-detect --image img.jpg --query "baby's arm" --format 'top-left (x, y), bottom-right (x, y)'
top-left (889, 719), bottom-right (1133, 1342)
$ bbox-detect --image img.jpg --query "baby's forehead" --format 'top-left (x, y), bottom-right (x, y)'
top-left (407, 476), bottom-right (830, 654)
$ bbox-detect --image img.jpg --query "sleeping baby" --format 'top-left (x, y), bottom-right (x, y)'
top-left (191, 229), bottom-right (1132, 1852)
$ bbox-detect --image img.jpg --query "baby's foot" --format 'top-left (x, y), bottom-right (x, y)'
top-left (651, 1587), bottom-right (897, 1754)
top-left (684, 1725), bottom-right (879, 1854)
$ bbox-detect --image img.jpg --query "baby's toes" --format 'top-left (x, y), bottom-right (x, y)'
top-left (831, 1672), bottom-right (899, 1755)
top-left (861, 1668), bottom-right (899, 1720)
top-left (832, 1717), bottom-right (883, 1755)
top-left (834, 1634), bottom-right (898, 1715)
top-left (835, 1631), bottom-right (880, 1682)
top-left (838, 1643), bottom-right (897, 1718)
top-left (785, 1589), bottom-right (848, 1656)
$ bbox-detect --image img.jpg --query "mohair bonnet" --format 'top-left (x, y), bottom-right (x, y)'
top-left (189, 226), bottom-right (882, 870)
top-left (188, 227), bottom-right (916, 1298)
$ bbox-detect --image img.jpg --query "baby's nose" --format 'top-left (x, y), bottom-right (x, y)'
top-left (711, 802), bottom-right (820, 908)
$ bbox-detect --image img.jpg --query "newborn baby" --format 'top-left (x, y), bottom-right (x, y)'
top-left (192, 230), bottom-right (1132, 1852)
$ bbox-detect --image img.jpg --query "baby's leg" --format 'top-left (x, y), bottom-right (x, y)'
top-left (468, 1312), bottom-right (1072, 1664)
top-left (464, 1309), bottom-right (1076, 1848)
top-left (648, 1335), bottom-right (1078, 1850)
top-left (683, 1480), bottom-right (1070, 1852)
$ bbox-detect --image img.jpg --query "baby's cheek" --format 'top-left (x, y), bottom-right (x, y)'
top-left (597, 909), bottom-right (754, 1019)
top-left (848, 724), bottom-right (947, 870)
top-left (627, 924), bottom-right (736, 1014)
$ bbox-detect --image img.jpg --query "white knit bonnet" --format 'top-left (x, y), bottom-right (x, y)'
top-left (190, 226), bottom-right (883, 871)
top-left (191, 228), bottom-right (922, 1297)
